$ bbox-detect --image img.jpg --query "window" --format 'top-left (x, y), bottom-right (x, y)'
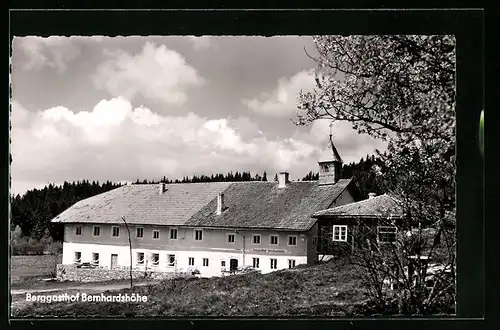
top-left (188, 257), bottom-right (194, 266)
top-left (221, 260), bottom-right (226, 267)
top-left (73, 251), bottom-right (81, 263)
top-left (151, 253), bottom-right (160, 266)
top-left (167, 254), bottom-right (176, 267)
top-left (136, 252), bottom-right (145, 265)
top-left (112, 226), bottom-right (120, 237)
top-left (288, 235), bottom-right (297, 246)
top-left (270, 235), bottom-right (278, 245)
top-left (169, 228), bottom-right (178, 240)
top-left (136, 227), bottom-right (144, 238)
top-left (75, 225), bottom-right (82, 236)
top-left (333, 225), bottom-right (347, 242)
top-left (322, 164), bottom-right (330, 172)
top-left (378, 226), bottom-right (398, 243)
top-left (252, 257), bottom-right (260, 269)
top-left (93, 226), bottom-right (100, 237)
top-left (227, 233), bottom-right (235, 243)
top-left (252, 234), bottom-right (261, 244)
top-left (288, 259), bottom-right (296, 269)
top-left (270, 258), bottom-right (277, 269)
top-left (203, 258), bottom-right (209, 267)
top-left (195, 229), bottom-right (203, 241)
top-left (92, 253), bottom-right (99, 266)
top-left (153, 229), bottom-right (160, 240)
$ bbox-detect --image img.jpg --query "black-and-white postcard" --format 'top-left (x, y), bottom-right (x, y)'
top-left (9, 9), bottom-right (483, 320)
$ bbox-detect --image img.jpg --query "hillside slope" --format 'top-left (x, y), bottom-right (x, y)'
top-left (13, 260), bottom-right (369, 317)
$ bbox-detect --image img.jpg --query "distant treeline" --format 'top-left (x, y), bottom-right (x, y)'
top-left (136, 171), bottom-right (269, 184)
top-left (10, 154), bottom-right (385, 246)
top-left (11, 180), bottom-right (123, 243)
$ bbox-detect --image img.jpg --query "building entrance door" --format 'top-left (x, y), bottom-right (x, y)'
top-left (229, 258), bottom-right (238, 273)
top-left (111, 254), bottom-right (118, 269)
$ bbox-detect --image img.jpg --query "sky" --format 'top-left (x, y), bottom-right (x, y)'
top-left (10, 36), bottom-right (387, 196)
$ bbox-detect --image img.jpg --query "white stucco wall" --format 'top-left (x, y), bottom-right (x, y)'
top-left (63, 242), bottom-right (307, 278)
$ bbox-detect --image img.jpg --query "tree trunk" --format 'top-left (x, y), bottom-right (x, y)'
top-left (121, 217), bottom-right (133, 289)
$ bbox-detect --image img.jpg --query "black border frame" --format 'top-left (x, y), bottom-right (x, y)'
top-left (5, 6), bottom-right (488, 330)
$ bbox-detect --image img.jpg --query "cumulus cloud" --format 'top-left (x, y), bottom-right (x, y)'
top-left (93, 42), bottom-right (205, 105)
top-left (11, 98), bottom-right (337, 195)
top-left (242, 70), bottom-right (316, 117)
top-left (13, 36), bottom-right (80, 73)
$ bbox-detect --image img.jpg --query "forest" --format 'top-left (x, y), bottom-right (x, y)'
top-left (10, 154), bottom-right (384, 255)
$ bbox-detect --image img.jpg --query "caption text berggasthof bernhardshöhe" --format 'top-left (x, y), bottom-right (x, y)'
top-left (25, 292), bottom-right (148, 303)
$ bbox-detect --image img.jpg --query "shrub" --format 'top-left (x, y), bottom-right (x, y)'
top-left (11, 237), bottom-right (30, 255)
top-left (10, 237), bottom-right (62, 255)
top-left (27, 238), bottom-right (45, 255)
top-left (46, 241), bottom-right (63, 255)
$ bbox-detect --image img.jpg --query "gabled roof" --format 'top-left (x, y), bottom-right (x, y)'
top-left (51, 179), bottom-right (354, 231)
top-left (312, 194), bottom-right (405, 219)
top-left (51, 183), bottom-right (232, 226)
top-left (186, 179), bottom-right (353, 231)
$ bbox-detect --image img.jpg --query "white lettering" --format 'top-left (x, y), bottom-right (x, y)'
top-left (24, 292), bottom-right (148, 304)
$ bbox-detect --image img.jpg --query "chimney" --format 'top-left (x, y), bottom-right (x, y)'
top-left (278, 172), bottom-right (289, 188)
top-left (159, 183), bottom-right (166, 195)
top-left (368, 192), bottom-right (377, 199)
top-left (216, 193), bottom-right (225, 215)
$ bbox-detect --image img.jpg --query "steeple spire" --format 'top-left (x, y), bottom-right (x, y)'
top-left (318, 121), bottom-right (343, 185)
top-left (318, 122), bottom-right (343, 163)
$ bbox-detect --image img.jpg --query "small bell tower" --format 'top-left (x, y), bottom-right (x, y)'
top-left (318, 122), bottom-right (343, 185)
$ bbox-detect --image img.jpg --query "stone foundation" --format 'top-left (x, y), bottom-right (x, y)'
top-left (56, 264), bottom-right (182, 282)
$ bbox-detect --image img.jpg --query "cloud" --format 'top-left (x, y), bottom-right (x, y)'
top-left (10, 98), bottom-right (329, 195)
top-left (11, 96), bottom-right (388, 195)
top-left (10, 100), bottom-right (33, 128)
top-left (93, 42), bottom-right (205, 105)
top-left (242, 70), bottom-right (316, 118)
top-left (11, 97), bottom-right (389, 196)
top-left (13, 36), bottom-right (80, 73)
top-left (186, 36), bottom-right (213, 50)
